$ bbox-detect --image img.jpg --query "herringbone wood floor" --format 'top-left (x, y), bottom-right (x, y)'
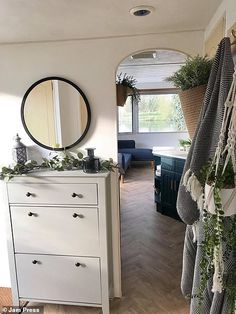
top-left (0, 164), bottom-right (190, 314)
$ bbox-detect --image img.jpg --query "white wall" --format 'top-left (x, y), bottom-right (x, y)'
top-left (204, 0), bottom-right (236, 65)
top-left (118, 132), bottom-right (189, 149)
top-left (0, 30), bottom-right (204, 287)
top-left (205, 0), bottom-right (236, 39)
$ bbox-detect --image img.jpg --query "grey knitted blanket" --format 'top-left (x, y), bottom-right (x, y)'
top-left (177, 38), bottom-right (234, 313)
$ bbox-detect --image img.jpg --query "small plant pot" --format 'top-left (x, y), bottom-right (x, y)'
top-left (204, 184), bottom-right (236, 216)
top-left (116, 84), bottom-right (128, 107)
top-left (116, 84), bottom-right (133, 107)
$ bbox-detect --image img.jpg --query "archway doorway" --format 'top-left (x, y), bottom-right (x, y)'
top-left (116, 49), bottom-right (190, 313)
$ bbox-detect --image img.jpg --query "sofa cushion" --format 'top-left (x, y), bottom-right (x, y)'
top-left (118, 140), bottom-right (135, 149)
top-left (118, 152), bottom-right (132, 174)
top-left (118, 148), bottom-right (153, 161)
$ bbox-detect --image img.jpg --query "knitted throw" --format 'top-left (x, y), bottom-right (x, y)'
top-left (177, 37), bottom-right (235, 313)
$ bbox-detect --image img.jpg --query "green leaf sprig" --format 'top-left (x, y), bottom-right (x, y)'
top-left (194, 159), bottom-right (236, 310)
top-left (179, 138), bottom-right (192, 147)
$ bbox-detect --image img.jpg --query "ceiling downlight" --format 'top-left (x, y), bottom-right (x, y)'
top-left (130, 5), bottom-right (155, 17)
top-left (131, 51), bottom-right (157, 59)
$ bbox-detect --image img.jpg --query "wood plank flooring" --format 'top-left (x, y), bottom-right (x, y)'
top-left (0, 288), bottom-right (12, 307)
top-left (0, 164), bottom-right (190, 313)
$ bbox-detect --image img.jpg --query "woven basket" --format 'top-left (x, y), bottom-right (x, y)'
top-left (116, 84), bottom-right (128, 107)
top-left (116, 84), bottom-right (133, 107)
top-left (179, 84), bottom-right (207, 139)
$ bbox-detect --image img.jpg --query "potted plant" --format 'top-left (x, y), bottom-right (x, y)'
top-left (193, 70), bottom-right (236, 310)
top-left (167, 55), bottom-right (213, 139)
top-left (200, 160), bottom-right (236, 216)
top-left (116, 73), bottom-right (140, 107)
top-left (196, 158), bottom-right (236, 310)
top-left (179, 138), bottom-right (192, 151)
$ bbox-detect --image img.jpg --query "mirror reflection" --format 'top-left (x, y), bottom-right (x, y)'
top-left (22, 78), bottom-right (90, 150)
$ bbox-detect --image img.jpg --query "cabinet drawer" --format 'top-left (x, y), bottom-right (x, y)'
top-left (11, 206), bottom-right (99, 256)
top-left (161, 156), bottom-right (175, 172)
top-left (7, 183), bottom-right (98, 205)
top-left (15, 254), bottom-right (101, 304)
top-left (175, 158), bottom-right (185, 174)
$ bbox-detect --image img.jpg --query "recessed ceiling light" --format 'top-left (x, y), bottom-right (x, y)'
top-left (131, 51), bottom-right (157, 59)
top-left (130, 5), bottom-right (155, 17)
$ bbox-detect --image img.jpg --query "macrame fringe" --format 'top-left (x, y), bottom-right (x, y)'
top-left (192, 221), bottom-right (199, 243)
top-left (183, 169), bottom-right (204, 210)
top-left (205, 184), bottom-right (214, 211)
top-left (197, 193), bottom-right (204, 211)
top-left (183, 168), bottom-right (191, 186)
top-left (212, 243), bottom-right (224, 293)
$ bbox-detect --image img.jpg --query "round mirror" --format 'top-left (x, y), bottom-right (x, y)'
top-left (21, 77), bottom-right (91, 151)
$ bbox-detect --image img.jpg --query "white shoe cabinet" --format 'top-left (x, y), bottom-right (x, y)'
top-left (3, 170), bottom-right (113, 314)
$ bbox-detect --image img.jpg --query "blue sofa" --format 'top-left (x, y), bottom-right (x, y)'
top-left (118, 152), bottom-right (132, 174)
top-left (118, 140), bottom-right (153, 182)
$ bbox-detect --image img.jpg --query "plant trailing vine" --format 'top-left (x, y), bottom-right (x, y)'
top-left (0, 151), bottom-right (117, 181)
top-left (194, 160), bottom-right (236, 312)
top-left (181, 61), bottom-right (236, 313)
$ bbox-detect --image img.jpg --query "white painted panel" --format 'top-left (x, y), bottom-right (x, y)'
top-left (16, 254), bottom-right (101, 304)
top-left (0, 183), bottom-right (11, 288)
top-left (7, 183), bottom-right (97, 205)
top-left (11, 206), bottom-right (99, 256)
top-left (0, 0), bottom-right (221, 43)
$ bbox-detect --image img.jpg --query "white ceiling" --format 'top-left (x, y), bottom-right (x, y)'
top-left (118, 49), bottom-right (187, 89)
top-left (0, 0), bottom-right (222, 44)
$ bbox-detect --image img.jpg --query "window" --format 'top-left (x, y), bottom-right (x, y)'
top-left (138, 94), bottom-right (186, 132)
top-left (118, 92), bottom-right (186, 133)
top-left (118, 96), bottom-right (133, 133)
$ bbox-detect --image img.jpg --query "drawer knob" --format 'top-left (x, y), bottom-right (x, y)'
top-left (73, 213), bottom-right (84, 218)
top-left (26, 192), bottom-right (32, 197)
top-left (71, 193), bottom-right (83, 198)
top-left (32, 260), bottom-right (38, 264)
top-left (28, 212), bottom-right (33, 217)
top-left (75, 262), bottom-right (81, 267)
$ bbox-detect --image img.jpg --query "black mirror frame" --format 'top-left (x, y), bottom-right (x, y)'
top-left (21, 76), bottom-right (91, 151)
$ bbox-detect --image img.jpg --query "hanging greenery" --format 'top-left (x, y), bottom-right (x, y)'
top-left (195, 159), bottom-right (236, 313)
top-left (186, 65), bottom-right (236, 312)
top-left (116, 72), bottom-right (140, 102)
top-left (0, 151), bottom-right (117, 181)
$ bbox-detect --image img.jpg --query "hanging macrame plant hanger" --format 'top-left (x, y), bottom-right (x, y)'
top-left (206, 69), bottom-right (236, 214)
top-left (183, 67), bottom-right (236, 296)
top-left (203, 68), bottom-right (236, 293)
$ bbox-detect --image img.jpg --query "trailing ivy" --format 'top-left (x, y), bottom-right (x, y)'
top-left (0, 151), bottom-right (117, 181)
top-left (224, 215), bottom-right (236, 314)
top-left (193, 159), bottom-right (236, 311)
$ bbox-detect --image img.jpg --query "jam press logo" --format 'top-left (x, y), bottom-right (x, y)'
top-left (1, 307), bottom-right (44, 313)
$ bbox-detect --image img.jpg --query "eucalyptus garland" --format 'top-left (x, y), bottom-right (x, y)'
top-left (0, 151), bottom-right (117, 181)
